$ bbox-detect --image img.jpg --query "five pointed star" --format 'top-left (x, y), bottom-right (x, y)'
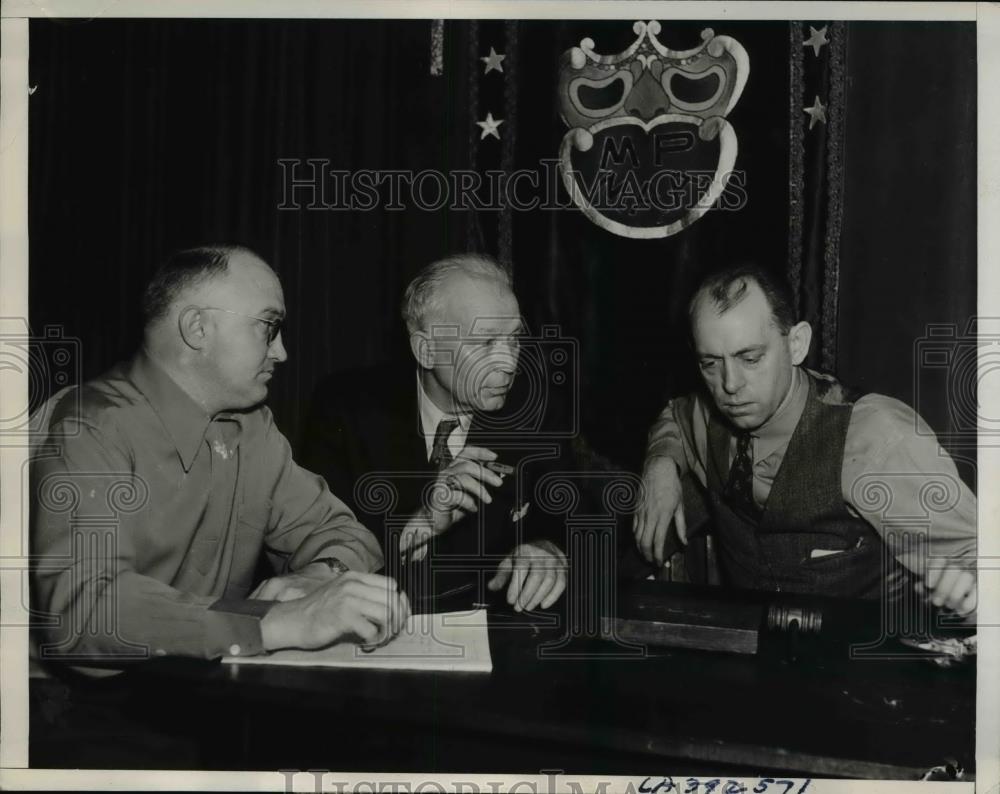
top-left (480, 47), bottom-right (506, 74)
top-left (803, 25), bottom-right (830, 57)
top-left (803, 95), bottom-right (827, 130)
top-left (476, 112), bottom-right (504, 140)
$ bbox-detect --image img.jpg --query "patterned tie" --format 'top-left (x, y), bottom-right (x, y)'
top-left (430, 417), bottom-right (460, 469)
top-left (403, 417), bottom-right (462, 565)
top-left (725, 431), bottom-right (760, 519)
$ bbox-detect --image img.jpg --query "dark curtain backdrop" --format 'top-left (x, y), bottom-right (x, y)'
top-left (29, 19), bottom-right (482, 447)
top-left (507, 21), bottom-right (790, 470)
top-left (837, 23), bottom-right (976, 484)
top-left (28, 19), bottom-right (975, 481)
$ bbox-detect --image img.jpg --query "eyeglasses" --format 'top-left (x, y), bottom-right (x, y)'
top-left (199, 306), bottom-right (284, 345)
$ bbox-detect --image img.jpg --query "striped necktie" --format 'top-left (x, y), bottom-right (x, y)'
top-left (430, 417), bottom-right (460, 469)
top-left (725, 431), bottom-right (760, 519)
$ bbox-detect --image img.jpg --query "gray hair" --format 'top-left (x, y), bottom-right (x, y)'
top-left (401, 253), bottom-right (512, 333)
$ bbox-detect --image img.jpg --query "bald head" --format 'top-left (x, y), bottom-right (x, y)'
top-left (143, 246), bottom-right (272, 325)
top-left (191, 251), bottom-right (282, 315)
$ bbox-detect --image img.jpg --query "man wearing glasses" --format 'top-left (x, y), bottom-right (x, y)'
top-left (32, 245), bottom-right (409, 666)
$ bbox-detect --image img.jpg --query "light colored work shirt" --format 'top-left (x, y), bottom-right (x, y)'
top-left (32, 352), bottom-right (382, 661)
top-left (646, 367), bottom-right (977, 573)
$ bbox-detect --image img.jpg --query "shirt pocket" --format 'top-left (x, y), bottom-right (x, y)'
top-left (238, 500), bottom-right (272, 533)
top-left (228, 499), bottom-right (272, 587)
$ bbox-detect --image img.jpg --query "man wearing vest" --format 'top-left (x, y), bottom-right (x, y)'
top-left (632, 264), bottom-right (976, 616)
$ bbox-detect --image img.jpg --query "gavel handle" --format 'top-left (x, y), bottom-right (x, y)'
top-left (786, 618), bottom-right (800, 662)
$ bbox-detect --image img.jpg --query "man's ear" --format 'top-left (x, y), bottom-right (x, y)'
top-left (177, 306), bottom-right (208, 351)
top-left (409, 330), bottom-right (434, 369)
top-left (788, 321), bottom-right (812, 366)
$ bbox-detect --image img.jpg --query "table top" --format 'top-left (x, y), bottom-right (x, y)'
top-left (133, 583), bottom-right (975, 779)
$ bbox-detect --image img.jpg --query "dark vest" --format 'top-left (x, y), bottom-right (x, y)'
top-left (704, 372), bottom-right (909, 600)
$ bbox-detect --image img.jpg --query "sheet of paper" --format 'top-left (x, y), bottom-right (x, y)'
top-left (222, 609), bottom-right (492, 672)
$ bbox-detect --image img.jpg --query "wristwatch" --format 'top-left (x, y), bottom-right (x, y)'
top-left (312, 557), bottom-right (350, 576)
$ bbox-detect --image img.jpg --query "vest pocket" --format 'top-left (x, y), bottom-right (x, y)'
top-left (800, 535), bottom-right (866, 566)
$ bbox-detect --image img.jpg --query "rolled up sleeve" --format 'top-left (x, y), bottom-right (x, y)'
top-left (843, 396), bottom-right (977, 576)
top-left (645, 394), bottom-right (711, 488)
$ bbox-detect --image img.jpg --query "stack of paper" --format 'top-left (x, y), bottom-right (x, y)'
top-left (223, 609), bottom-right (492, 672)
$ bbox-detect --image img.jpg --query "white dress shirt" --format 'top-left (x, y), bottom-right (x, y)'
top-left (416, 373), bottom-right (472, 462)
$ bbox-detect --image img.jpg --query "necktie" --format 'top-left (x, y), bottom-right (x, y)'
top-left (402, 417), bottom-right (462, 565)
top-left (725, 431), bottom-right (760, 519)
top-left (430, 417), bottom-right (460, 469)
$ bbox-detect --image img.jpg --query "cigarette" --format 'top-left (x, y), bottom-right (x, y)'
top-left (485, 461), bottom-right (514, 475)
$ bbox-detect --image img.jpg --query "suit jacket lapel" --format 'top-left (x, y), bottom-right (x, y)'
top-left (383, 368), bottom-right (429, 472)
top-left (369, 370), bottom-right (432, 520)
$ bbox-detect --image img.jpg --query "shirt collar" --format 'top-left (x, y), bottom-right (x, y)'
top-left (751, 366), bottom-right (809, 463)
top-left (128, 350), bottom-right (215, 472)
top-left (415, 371), bottom-right (472, 439)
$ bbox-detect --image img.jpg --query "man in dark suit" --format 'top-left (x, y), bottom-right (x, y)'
top-left (302, 253), bottom-right (570, 613)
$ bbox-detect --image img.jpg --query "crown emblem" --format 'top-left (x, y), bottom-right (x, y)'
top-left (557, 21), bottom-right (750, 239)
top-left (559, 21), bottom-right (749, 128)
